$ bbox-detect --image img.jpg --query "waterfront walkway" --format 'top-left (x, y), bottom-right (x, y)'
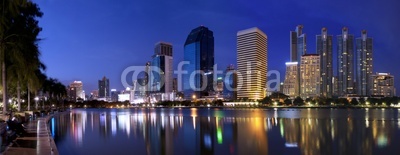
top-left (2, 115), bottom-right (58, 155)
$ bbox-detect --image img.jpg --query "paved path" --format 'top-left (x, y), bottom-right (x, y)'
top-left (2, 116), bottom-right (58, 155)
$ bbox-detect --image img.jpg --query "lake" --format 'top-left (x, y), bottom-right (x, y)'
top-left (50, 108), bottom-right (400, 155)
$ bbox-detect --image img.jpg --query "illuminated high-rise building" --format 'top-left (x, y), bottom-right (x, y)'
top-left (300, 54), bottom-right (320, 98)
top-left (337, 27), bottom-right (354, 96)
top-left (69, 81), bottom-right (84, 101)
top-left (237, 27), bottom-right (267, 100)
top-left (282, 25), bottom-right (307, 97)
top-left (98, 76), bottom-right (110, 99)
top-left (289, 25), bottom-right (307, 95)
top-left (283, 62), bottom-right (298, 98)
top-left (183, 26), bottom-right (214, 100)
top-left (149, 42), bottom-right (174, 101)
top-left (317, 28), bottom-right (333, 97)
top-left (370, 73), bottom-right (395, 97)
top-left (290, 25), bottom-right (307, 62)
top-left (356, 30), bottom-right (373, 96)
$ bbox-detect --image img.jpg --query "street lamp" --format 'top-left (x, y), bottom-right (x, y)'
top-left (34, 97), bottom-right (39, 110)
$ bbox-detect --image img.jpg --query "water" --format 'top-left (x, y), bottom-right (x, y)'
top-left (50, 108), bottom-right (400, 155)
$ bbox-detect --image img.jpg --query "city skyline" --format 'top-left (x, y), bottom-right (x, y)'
top-left (33, 0), bottom-right (400, 95)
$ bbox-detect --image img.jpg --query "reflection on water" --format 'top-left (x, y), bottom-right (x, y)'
top-left (51, 108), bottom-right (400, 155)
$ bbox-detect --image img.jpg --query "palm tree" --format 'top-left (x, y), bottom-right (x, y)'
top-left (0, 0), bottom-right (43, 113)
top-left (41, 78), bottom-right (67, 108)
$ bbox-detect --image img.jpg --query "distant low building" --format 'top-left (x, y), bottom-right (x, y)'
top-left (90, 90), bottom-right (99, 100)
top-left (111, 89), bottom-right (118, 102)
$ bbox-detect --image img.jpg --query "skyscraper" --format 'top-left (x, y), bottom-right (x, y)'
top-left (98, 76), bottom-right (110, 99)
top-left (290, 25), bottom-right (307, 62)
top-left (289, 25), bottom-right (306, 96)
top-left (149, 42), bottom-right (174, 101)
top-left (69, 81), bottom-right (84, 101)
top-left (317, 28), bottom-right (333, 97)
top-left (283, 62), bottom-right (298, 98)
top-left (300, 54), bottom-right (320, 98)
top-left (237, 27), bottom-right (267, 100)
top-left (356, 30), bottom-right (373, 96)
top-left (183, 26), bottom-right (214, 100)
top-left (337, 27), bottom-right (354, 96)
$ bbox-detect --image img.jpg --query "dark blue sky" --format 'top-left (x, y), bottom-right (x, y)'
top-left (33, 0), bottom-right (400, 95)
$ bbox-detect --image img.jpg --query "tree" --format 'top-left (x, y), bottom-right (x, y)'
top-left (293, 96), bottom-right (304, 106)
top-left (338, 98), bottom-right (350, 105)
top-left (42, 78), bottom-right (66, 108)
top-left (269, 92), bottom-right (289, 101)
top-left (350, 98), bottom-right (359, 105)
top-left (284, 98), bottom-right (292, 105)
top-left (366, 97), bottom-right (376, 105)
top-left (358, 98), bottom-right (366, 105)
top-left (316, 97), bottom-right (328, 105)
top-left (305, 98), bottom-right (313, 104)
top-left (260, 96), bottom-right (272, 105)
top-left (1, 0), bottom-right (43, 113)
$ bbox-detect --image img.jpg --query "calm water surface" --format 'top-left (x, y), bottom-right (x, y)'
top-left (50, 108), bottom-right (400, 155)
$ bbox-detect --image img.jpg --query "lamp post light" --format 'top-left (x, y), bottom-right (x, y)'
top-left (35, 97), bottom-right (39, 110)
top-left (192, 95), bottom-right (196, 102)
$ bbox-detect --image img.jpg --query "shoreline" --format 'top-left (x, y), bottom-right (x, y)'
top-left (70, 105), bottom-right (400, 110)
top-left (2, 113), bottom-right (60, 154)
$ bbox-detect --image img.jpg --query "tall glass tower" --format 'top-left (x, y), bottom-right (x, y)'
top-left (356, 30), bottom-right (373, 96)
top-left (290, 25), bottom-right (307, 62)
top-left (287, 25), bottom-right (306, 96)
top-left (337, 27), bottom-right (354, 96)
top-left (183, 26), bottom-right (214, 100)
top-left (317, 28), bottom-right (333, 97)
top-left (98, 76), bottom-right (110, 99)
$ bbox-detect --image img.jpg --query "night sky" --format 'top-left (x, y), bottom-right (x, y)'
top-left (32, 0), bottom-right (400, 95)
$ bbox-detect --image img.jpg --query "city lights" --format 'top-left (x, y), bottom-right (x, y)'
top-left (3, 0), bottom-right (398, 154)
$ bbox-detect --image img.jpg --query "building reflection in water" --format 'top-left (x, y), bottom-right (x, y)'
top-left (51, 108), bottom-right (399, 155)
